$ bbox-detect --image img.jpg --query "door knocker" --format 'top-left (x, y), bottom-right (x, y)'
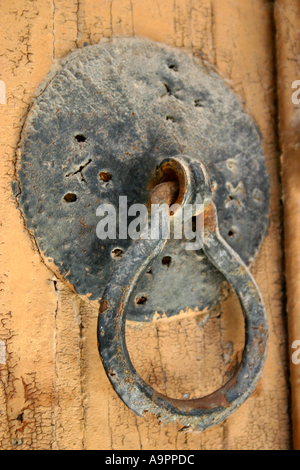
top-left (15, 38), bottom-right (270, 431)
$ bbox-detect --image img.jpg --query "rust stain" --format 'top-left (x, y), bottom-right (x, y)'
top-left (99, 299), bottom-right (109, 314)
top-left (160, 161), bottom-right (187, 208)
top-left (99, 171), bottom-right (111, 182)
top-left (151, 365), bottom-right (242, 415)
top-left (148, 159), bottom-right (188, 210)
top-left (204, 202), bottom-right (217, 233)
top-left (150, 181), bottom-right (179, 207)
top-left (117, 301), bottom-right (124, 317)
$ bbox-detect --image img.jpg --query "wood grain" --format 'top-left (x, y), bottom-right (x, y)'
top-left (0, 0), bottom-right (291, 449)
top-left (275, 0), bottom-right (300, 450)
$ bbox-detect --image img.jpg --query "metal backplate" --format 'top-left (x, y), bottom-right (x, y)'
top-left (16, 38), bottom-right (270, 322)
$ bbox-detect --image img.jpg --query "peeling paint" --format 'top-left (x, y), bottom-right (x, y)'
top-left (0, 0), bottom-right (291, 451)
top-left (0, 340), bottom-right (6, 365)
top-left (0, 81), bottom-right (6, 105)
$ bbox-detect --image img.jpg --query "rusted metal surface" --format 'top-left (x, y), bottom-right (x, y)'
top-left (98, 156), bottom-right (268, 431)
top-left (16, 37), bottom-right (270, 323)
top-left (149, 181), bottom-right (179, 207)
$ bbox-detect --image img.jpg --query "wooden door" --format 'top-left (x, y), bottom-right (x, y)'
top-left (0, 0), bottom-right (298, 450)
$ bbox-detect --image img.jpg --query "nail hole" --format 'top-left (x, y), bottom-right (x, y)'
top-left (100, 171), bottom-right (111, 182)
top-left (146, 267), bottom-right (153, 275)
top-left (135, 295), bottom-right (149, 305)
top-left (75, 134), bottom-right (86, 143)
top-left (17, 413), bottom-right (24, 423)
top-left (162, 256), bottom-right (172, 268)
top-left (64, 193), bottom-right (77, 203)
top-left (169, 64), bottom-right (178, 71)
top-left (166, 116), bottom-right (175, 122)
top-left (228, 230), bottom-right (236, 239)
top-left (111, 248), bottom-right (124, 260)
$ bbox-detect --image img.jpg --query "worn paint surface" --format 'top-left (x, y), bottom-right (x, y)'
top-left (275, 0), bottom-right (300, 450)
top-left (0, 81), bottom-right (5, 105)
top-left (0, 342), bottom-right (6, 366)
top-left (0, 0), bottom-right (291, 450)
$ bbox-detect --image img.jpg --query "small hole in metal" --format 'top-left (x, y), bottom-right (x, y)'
top-left (111, 248), bottom-right (124, 260)
top-left (75, 134), bottom-right (86, 143)
top-left (162, 256), bottom-right (172, 268)
top-left (228, 230), bottom-right (236, 239)
top-left (100, 171), bottom-right (111, 182)
top-left (135, 295), bottom-right (149, 305)
top-left (169, 64), bottom-right (178, 71)
top-left (64, 193), bottom-right (77, 203)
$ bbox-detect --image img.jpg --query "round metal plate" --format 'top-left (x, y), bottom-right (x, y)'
top-left (16, 38), bottom-right (270, 322)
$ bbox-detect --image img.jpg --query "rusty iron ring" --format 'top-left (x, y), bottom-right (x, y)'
top-left (97, 156), bottom-right (268, 431)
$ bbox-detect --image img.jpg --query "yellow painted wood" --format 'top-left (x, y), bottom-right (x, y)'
top-left (275, 0), bottom-right (300, 450)
top-left (0, 0), bottom-right (291, 449)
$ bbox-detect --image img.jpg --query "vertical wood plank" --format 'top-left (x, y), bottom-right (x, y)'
top-left (53, 0), bottom-right (79, 58)
top-left (0, 0), bottom-right (57, 449)
top-left (275, 0), bottom-right (300, 450)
